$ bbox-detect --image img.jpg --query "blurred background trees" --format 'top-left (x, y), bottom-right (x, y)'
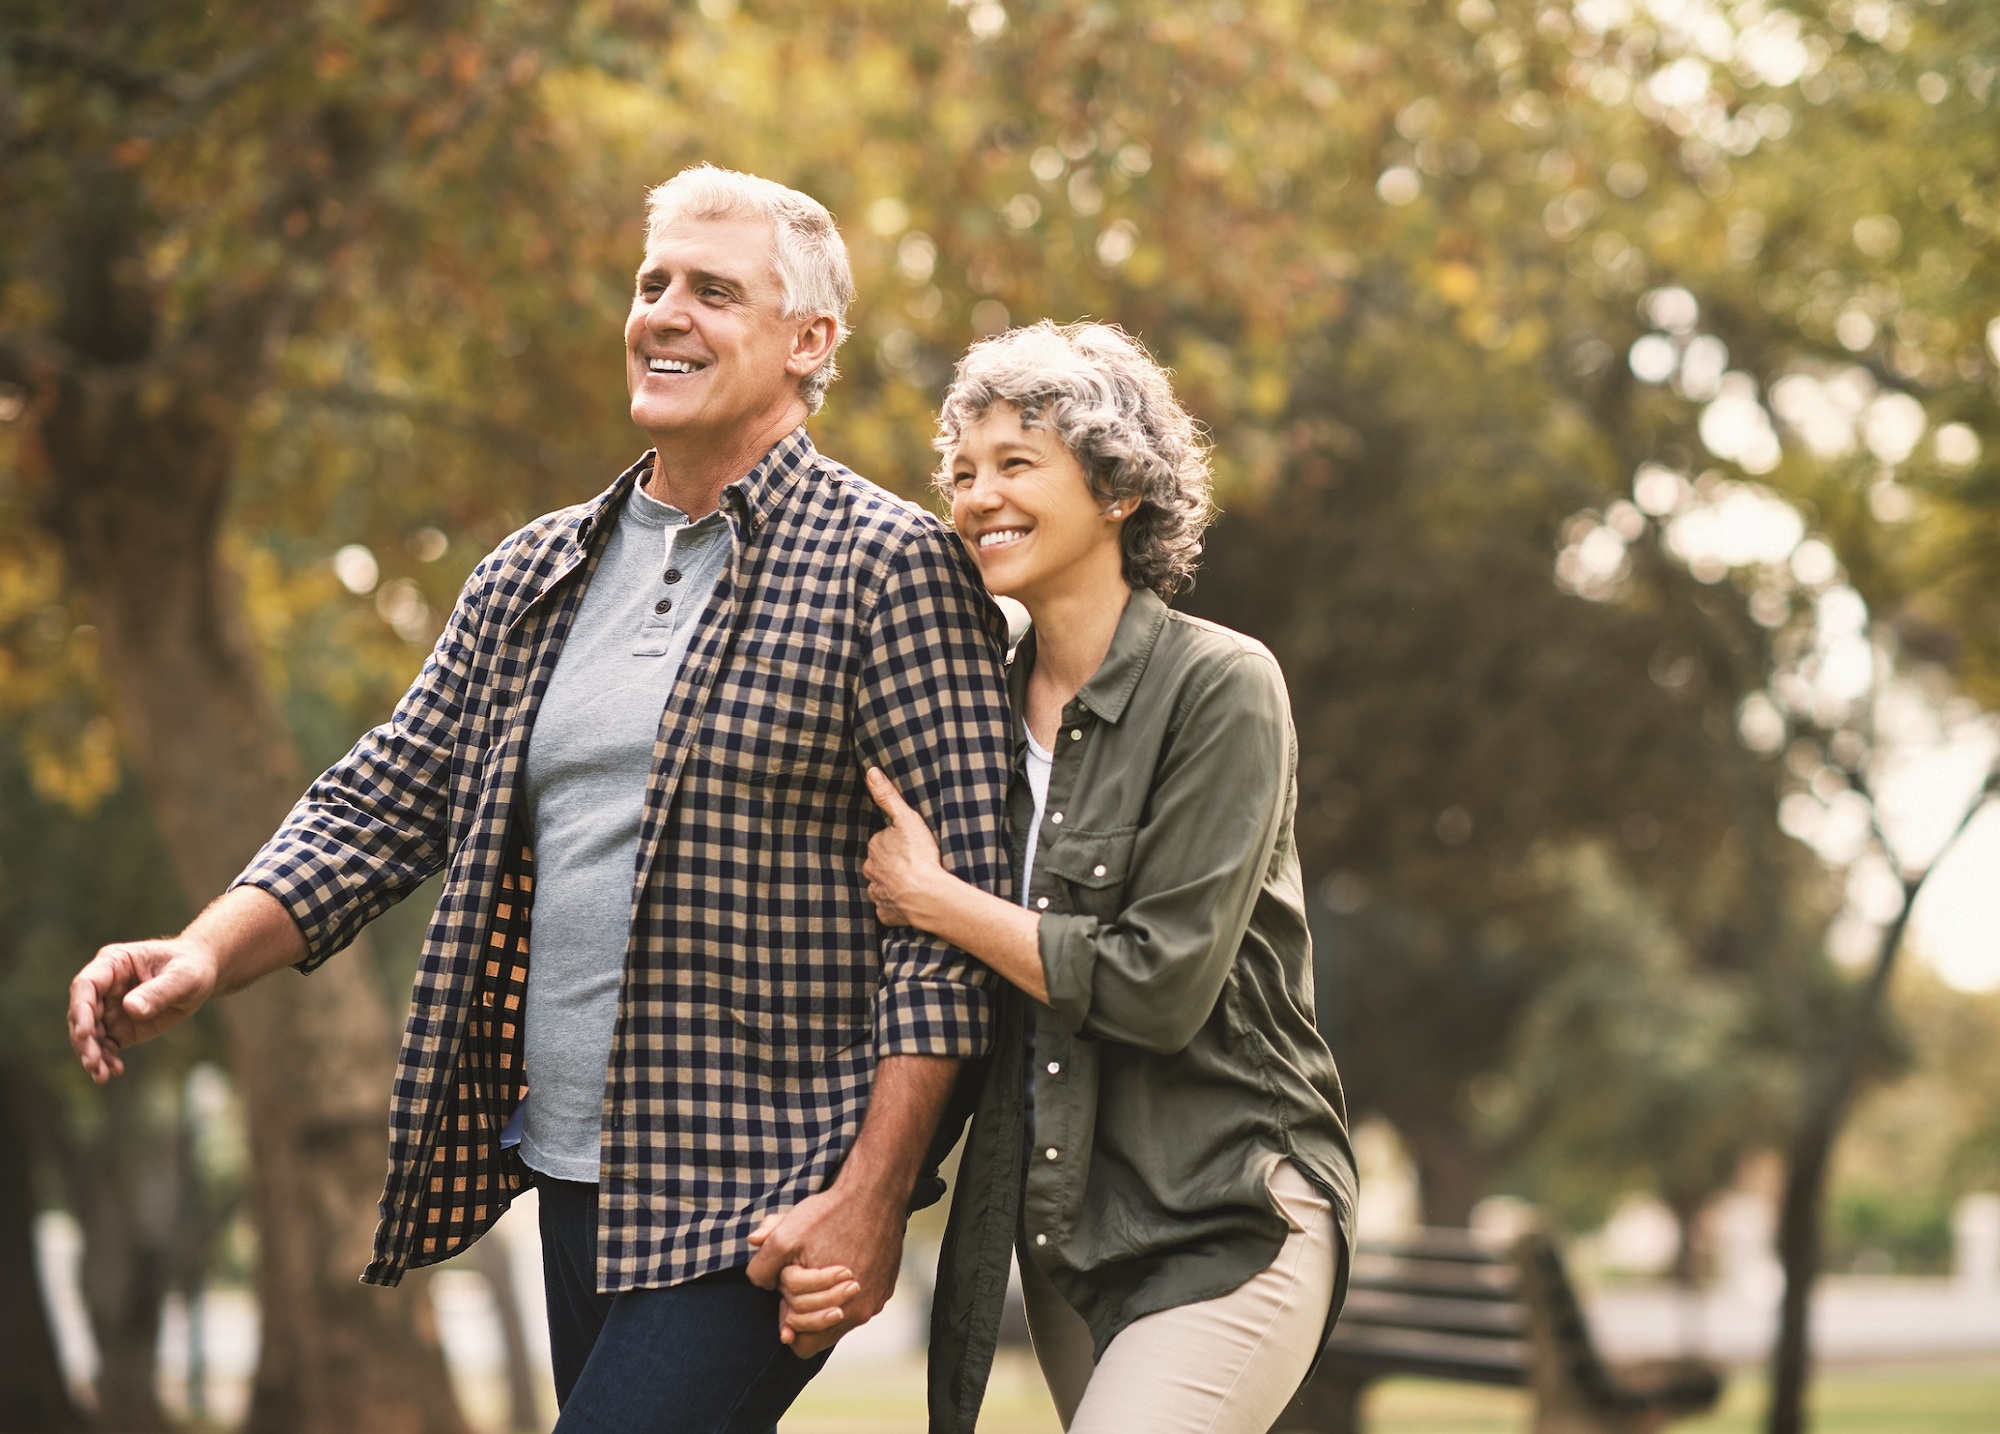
top-left (2, 1), bottom-right (1996, 1431)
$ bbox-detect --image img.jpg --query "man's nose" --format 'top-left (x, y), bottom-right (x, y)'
top-left (643, 282), bottom-right (693, 333)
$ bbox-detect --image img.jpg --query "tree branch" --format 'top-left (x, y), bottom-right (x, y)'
top-left (1, 32), bottom-right (183, 99)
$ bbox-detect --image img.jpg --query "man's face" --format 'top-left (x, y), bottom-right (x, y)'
top-left (625, 215), bottom-right (812, 445)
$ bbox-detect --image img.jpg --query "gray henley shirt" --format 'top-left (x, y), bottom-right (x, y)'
top-left (516, 480), bottom-right (732, 1182)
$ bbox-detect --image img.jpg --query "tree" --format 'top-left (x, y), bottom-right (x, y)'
top-left (0, 5), bottom-right (637, 1427)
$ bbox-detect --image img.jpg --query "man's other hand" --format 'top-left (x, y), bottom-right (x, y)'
top-left (746, 1182), bottom-right (907, 1359)
top-left (68, 938), bottom-right (220, 1082)
top-left (67, 885), bottom-right (308, 1083)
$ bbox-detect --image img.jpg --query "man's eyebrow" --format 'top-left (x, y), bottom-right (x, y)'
top-left (634, 260), bottom-right (753, 293)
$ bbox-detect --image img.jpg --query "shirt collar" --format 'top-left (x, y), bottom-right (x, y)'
top-left (575, 427), bottom-right (817, 551)
top-left (1007, 586), bottom-right (1170, 731)
top-left (1077, 587), bottom-right (1169, 723)
top-left (516, 430), bottom-right (818, 632)
top-left (718, 426), bottom-right (818, 540)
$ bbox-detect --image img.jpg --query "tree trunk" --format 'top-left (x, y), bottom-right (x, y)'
top-left (1401, 1119), bottom-right (1486, 1228)
top-left (0, 1066), bottom-right (88, 1433)
top-left (469, 1225), bottom-right (543, 1433)
top-left (1767, 770), bottom-right (1995, 1434)
top-left (76, 1060), bottom-right (175, 1432)
top-left (15, 174), bottom-right (467, 1434)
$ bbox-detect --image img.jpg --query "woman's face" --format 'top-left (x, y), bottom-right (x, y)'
top-left (947, 402), bottom-right (1125, 604)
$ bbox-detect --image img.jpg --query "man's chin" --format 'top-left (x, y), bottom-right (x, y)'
top-left (631, 398), bottom-right (701, 437)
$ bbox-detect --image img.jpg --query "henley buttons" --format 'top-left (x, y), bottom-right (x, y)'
top-left (1050, 812), bottom-right (1064, 825)
top-left (665, 568), bottom-right (683, 583)
top-left (654, 599), bottom-right (672, 615)
top-left (1044, 1147), bottom-right (1060, 1161)
top-left (1036, 897), bottom-right (1049, 910)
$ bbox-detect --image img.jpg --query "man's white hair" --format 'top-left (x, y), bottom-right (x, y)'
top-left (644, 165), bottom-right (854, 414)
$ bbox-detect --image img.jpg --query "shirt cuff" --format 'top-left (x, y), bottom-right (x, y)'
top-left (230, 837), bottom-right (366, 974)
top-left (872, 974), bottom-right (993, 1060)
top-left (1038, 913), bottom-right (1101, 1034)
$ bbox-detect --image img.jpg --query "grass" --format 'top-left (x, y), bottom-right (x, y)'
top-left (778, 1355), bottom-right (2000, 1434)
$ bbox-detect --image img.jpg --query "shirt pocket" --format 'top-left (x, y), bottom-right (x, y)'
top-left (701, 655), bottom-right (849, 783)
top-left (1038, 824), bottom-right (1138, 921)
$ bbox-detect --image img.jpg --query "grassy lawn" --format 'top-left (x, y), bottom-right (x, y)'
top-left (780, 1355), bottom-right (2000, 1434)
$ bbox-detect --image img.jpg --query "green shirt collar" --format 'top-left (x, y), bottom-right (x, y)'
top-left (1010, 586), bottom-right (1170, 727)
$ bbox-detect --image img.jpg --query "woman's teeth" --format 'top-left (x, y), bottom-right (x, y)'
top-left (979, 529), bottom-right (1028, 549)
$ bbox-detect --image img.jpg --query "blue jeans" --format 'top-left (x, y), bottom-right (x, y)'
top-left (537, 1176), bottom-right (831, 1433)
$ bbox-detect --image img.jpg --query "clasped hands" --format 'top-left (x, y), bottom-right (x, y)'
top-left (746, 1178), bottom-right (907, 1359)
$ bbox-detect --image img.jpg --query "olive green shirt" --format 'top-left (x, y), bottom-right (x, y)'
top-left (927, 589), bottom-right (1356, 1434)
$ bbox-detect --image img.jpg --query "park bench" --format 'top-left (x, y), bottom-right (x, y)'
top-left (1282, 1225), bottom-right (1723, 1434)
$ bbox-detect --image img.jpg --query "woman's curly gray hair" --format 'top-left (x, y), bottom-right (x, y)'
top-left (934, 321), bottom-right (1215, 601)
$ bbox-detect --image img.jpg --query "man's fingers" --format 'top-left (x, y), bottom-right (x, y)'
top-left (744, 1216), bottom-right (801, 1288)
top-left (123, 962), bottom-right (198, 1021)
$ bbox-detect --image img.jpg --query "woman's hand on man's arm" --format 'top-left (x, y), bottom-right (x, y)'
top-left (863, 769), bottom-right (1050, 1005)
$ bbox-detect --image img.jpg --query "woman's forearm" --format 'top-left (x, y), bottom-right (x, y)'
top-left (906, 870), bottom-right (1050, 1006)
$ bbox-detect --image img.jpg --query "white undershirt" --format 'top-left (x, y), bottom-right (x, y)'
top-left (1021, 725), bottom-right (1054, 906)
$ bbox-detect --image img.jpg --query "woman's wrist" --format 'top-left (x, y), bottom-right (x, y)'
top-left (901, 863), bottom-right (964, 938)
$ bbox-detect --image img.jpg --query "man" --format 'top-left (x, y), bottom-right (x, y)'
top-left (68, 165), bottom-right (1013, 1431)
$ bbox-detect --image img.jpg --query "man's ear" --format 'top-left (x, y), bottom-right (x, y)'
top-left (786, 314), bottom-right (840, 377)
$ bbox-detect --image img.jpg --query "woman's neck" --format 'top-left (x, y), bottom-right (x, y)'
top-left (1021, 567), bottom-right (1133, 744)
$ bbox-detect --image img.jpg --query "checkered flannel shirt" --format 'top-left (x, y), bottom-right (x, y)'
top-left (234, 430), bottom-right (1013, 1291)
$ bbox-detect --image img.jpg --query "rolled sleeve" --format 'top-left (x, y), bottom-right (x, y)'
top-left (872, 964), bottom-right (993, 1058)
top-left (852, 526), bottom-right (1013, 1061)
top-left (232, 562), bottom-right (489, 972)
top-left (1036, 651), bottom-right (1293, 1054)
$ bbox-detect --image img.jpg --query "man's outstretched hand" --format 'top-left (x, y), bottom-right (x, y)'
top-left (68, 886), bottom-right (307, 1082)
top-left (746, 1181), bottom-right (907, 1359)
top-left (69, 940), bottom-right (220, 1082)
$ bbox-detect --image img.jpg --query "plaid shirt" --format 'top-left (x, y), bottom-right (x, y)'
top-left (235, 430), bottom-right (1013, 1291)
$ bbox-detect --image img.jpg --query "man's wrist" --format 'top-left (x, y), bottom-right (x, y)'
top-left (831, 1144), bottom-right (920, 1206)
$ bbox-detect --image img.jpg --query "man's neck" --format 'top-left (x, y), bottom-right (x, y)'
top-left (641, 403), bottom-right (807, 518)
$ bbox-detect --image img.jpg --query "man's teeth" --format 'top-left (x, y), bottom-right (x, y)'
top-left (648, 359), bottom-right (698, 374)
top-left (979, 529), bottom-right (1028, 549)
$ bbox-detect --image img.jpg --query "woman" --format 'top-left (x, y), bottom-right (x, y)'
top-left (790, 321), bottom-right (1356, 1433)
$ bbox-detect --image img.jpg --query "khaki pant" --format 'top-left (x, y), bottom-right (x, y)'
top-left (1020, 1162), bottom-right (1340, 1434)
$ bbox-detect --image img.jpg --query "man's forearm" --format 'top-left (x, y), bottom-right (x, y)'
top-left (832, 1053), bottom-right (961, 1202)
top-left (187, 885), bottom-right (311, 993)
